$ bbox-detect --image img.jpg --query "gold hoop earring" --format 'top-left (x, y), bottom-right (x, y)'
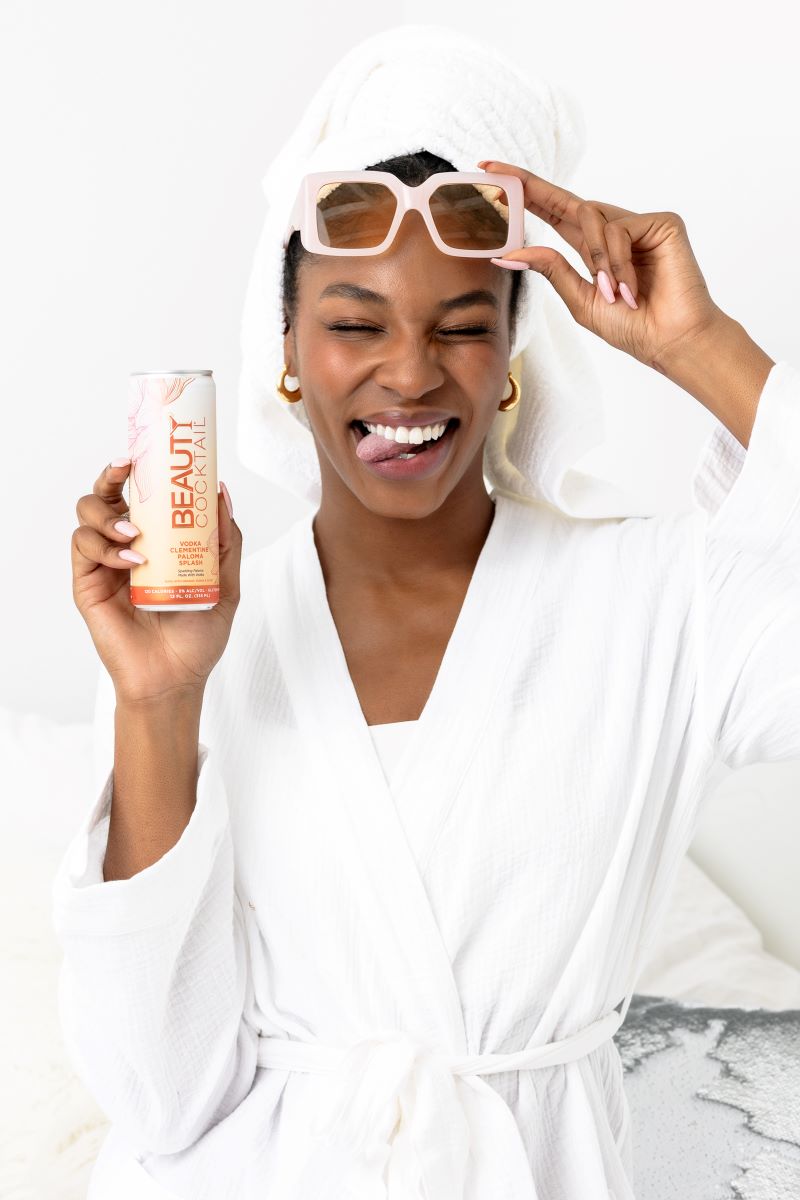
top-left (498, 370), bottom-right (520, 412)
top-left (277, 365), bottom-right (302, 402)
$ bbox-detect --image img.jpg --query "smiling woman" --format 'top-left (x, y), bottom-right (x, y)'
top-left (283, 174), bottom-right (516, 485)
top-left (280, 151), bottom-right (524, 501)
top-left (52, 21), bottom-right (800, 1200)
top-left (278, 148), bottom-right (525, 532)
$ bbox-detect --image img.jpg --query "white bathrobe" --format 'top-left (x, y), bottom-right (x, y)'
top-left (52, 361), bottom-right (800, 1200)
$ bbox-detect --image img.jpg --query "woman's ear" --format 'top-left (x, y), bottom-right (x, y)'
top-left (283, 328), bottom-right (296, 375)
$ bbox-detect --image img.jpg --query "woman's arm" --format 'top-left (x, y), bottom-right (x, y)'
top-left (51, 669), bottom-right (259, 1155)
top-left (653, 311), bottom-right (776, 451)
top-left (103, 691), bottom-right (203, 881)
top-left (690, 357), bottom-right (800, 768)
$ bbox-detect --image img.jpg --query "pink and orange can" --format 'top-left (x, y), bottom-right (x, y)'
top-left (126, 370), bottom-right (219, 611)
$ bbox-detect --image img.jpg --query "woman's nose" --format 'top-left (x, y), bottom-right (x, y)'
top-left (371, 339), bottom-right (446, 397)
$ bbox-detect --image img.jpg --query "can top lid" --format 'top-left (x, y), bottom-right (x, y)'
top-left (129, 370), bottom-right (213, 377)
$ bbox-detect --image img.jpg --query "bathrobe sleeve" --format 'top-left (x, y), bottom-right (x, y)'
top-left (693, 359), bottom-right (800, 769)
top-left (50, 668), bottom-right (259, 1157)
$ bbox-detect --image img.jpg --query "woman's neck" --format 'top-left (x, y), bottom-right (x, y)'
top-left (311, 477), bottom-right (496, 587)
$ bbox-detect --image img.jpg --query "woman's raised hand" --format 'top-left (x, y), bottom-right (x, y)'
top-left (480, 158), bottom-right (727, 373)
top-left (71, 460), bottom-right (242, 706)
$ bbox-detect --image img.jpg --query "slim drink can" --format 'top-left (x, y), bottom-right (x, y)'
top-left (126, 370), bottom-right (219, 611)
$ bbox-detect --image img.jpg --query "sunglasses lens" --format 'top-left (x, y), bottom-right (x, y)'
top-left (311, 178), bottom-right (512, 253)
top-left (315, 182), bottom-right (398, 249)
top-left (429, 183), bottom-right (511, 251)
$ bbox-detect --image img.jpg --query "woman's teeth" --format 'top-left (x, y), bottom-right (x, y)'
top-left (352, 418), bottom-right (457, 463)
top-left (363, 420), bottom-right (449, 445)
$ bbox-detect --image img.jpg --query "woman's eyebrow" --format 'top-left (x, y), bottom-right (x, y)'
top-left (318, 282), bottom-right (499, 312)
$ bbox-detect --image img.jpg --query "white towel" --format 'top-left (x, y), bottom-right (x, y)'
top-left (236, 23), bottom-right (708, 517)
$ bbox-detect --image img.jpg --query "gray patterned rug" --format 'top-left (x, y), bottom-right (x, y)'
top-left (617, 995), bottom-right (800, 1199)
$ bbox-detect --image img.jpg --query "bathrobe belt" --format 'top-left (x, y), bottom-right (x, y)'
top-left (256, 1002), bottom-right (626, 1199)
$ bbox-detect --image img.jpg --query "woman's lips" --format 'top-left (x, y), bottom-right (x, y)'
top-left (355, 427), bottom-right (430, 464)
top-left (349, 419), bottom-right (459, 480)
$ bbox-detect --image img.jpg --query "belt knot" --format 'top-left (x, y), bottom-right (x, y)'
top-left (258, 1004), bottom-right (627, 1199)
top-left (309, 1030), bottom-right (470, 1181)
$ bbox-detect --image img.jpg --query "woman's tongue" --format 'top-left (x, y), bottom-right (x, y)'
top-left (356, 426), bottom-right (430, 463)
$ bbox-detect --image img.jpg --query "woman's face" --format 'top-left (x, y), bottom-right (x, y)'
top-left (283, 208), bottom-right (516, 520)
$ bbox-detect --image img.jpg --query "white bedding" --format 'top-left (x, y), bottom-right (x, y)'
top-left (635, 853), bottom-right (800, 1009)
top-left (2, 704), bottom-right (799, 1199)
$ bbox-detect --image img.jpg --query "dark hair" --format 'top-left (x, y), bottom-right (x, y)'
top-left (280, 148), bottom-right (523, 346)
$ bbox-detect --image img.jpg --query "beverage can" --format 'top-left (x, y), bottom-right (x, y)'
top-left (126, 370), bottom-right (219, 611)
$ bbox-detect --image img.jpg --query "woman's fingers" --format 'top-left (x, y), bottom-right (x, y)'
top-left (603, 219), bottom-right (638, 308)
top-left (76, 490), bottom-right (143, 542)
top-left (92, 457), bottom-right (132, 509)
top-left (71, 522), bottom-right (147, 591)
top-left (480, 158), bottom-right (636, 228)
top-left (210, 482), bottom-right (242, 626)
top-left (575, 201), bottom-right (620, 298)
top-left (480, 158), bottom-right (587, 233)
top-left (72, 458), bottom-right (144, 587)
top-left (77, 458), bottom-right (143, 548)
top-left (571, 205), bottom-right (636, 307)
top-left (479, 159), bottom-right (642, 304)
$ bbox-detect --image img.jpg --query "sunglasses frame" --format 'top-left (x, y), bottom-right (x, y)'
top-left (282, 170), bottom-right (525, 258)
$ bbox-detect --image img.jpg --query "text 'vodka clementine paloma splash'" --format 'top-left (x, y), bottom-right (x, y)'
top-left (127, 370), bottom-right (219, 610)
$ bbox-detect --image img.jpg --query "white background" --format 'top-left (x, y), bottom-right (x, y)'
top-left (3, 2), bottom-right (799, 959)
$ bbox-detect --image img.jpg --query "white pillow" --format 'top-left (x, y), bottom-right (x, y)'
top-left (636, 854), bottom-right (800, 1009)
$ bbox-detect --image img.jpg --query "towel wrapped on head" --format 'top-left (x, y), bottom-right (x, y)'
top-left (237, 24), bottom-right (707, 517)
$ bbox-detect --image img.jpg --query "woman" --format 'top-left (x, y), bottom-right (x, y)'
top-left (56, 26), bottom-right (799, 1200)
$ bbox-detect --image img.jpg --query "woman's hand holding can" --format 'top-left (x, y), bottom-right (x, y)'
top-left (71, 458), bottom-right (242, 707)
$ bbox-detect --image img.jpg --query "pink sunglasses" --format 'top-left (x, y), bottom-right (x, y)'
top-left (282, 170), bottom-right (525, 258)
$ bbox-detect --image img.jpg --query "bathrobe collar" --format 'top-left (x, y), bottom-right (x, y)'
top-left (262, 490), bottom-right (556, 1052)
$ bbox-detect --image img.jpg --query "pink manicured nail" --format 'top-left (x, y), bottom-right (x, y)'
top-left (619, 282), bottom-right (639, 310)
top-left (119, 548), bottom-right (146, 564)
top-left (597, 270), bottom-right (616, 304)
top-left (220, 479), bottom-right (234, 520)
top-left (114, 520), bottom-right (140, 537)
top-left (490, 258), bottom-right (529, 270)
top-left (110, 457), bottom-right (131, 467)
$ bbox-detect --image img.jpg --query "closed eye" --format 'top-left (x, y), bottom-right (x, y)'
top-left (327, 324), bottom-right (493, 336)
